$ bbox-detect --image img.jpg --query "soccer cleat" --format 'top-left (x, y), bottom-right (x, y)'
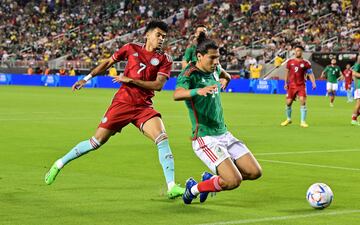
top-left (183, 178), bottom-right (197, 204)
top-left (280, 119), bottom-right (292, 126)
top-left (330, 103), bottom-right (334, 107)
top-left (199, 172), bottom-right (214, 203)
top-left (45, 163), bottom-right (60, 185)
top-left (351, 120), bottom-right (360, 126)
top-left (167, 184), bottom-right (185, 199)
top-left (300, 121), bottom-right (309, 128)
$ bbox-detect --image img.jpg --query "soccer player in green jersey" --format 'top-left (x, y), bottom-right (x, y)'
top-left (321, 59), bottom-right (344, 107)
top-left (174, 34), bottom-right (262, 204)
top-left (351, 56), bottom-right (360, 126)
top-left (181, 24), bottom-right (208, 69)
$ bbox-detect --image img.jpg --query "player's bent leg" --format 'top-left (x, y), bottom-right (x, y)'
top-left (141, 116), bottom-right (184, 199)
top-left (216, 159), bottom-right (243, 190)
top-left (45, 128), bottom-right (115, 185)
top-left (234, 152), bottom-right (262, 180)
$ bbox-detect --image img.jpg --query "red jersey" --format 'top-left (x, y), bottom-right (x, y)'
top-left (111, 43), bottom-right (172, 106)
top-left (286, 58), bottom-right (312, 87)
top-left (343, 69), bottom-right (353, 84)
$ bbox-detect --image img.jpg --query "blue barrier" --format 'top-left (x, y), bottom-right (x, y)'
top-left (0, 74), bottom-right (354, 96)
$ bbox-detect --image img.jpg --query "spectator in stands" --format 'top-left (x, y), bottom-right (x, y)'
top-left (250, 63), bottom-right (263, 79)
top-left (59, 67), bottom-right (66, 76)
top-left (27, 66), bottom-right (33, 75)
top-left (108, 65), bottom-right (118, 77)
top-left (44, 65), bottom-right (50, 75)
top-left (69, 67), bottom-right (76, 76)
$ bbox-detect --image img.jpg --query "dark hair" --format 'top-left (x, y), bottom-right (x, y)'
top-left (196, 32), bottom-right (218, 55)
top-left (294, 45), bottom-right (305, 51)
top-left (144, 20), bottom-right (168, 34)
top-left (195, 24), bottom-right (207, 30)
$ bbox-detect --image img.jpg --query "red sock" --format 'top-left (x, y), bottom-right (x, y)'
top-left (198, 176), bottom-right (222, 192)
top-left (353, 114), bottom-right (358, 121)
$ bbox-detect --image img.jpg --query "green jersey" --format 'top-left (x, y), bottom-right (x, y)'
top-left (353, 63), bottom-right (360, 89)
top-left (323, 65), bottom-right (341, 83)
top-left (183, 44), bottom-right (197, 63)
top-left (176, 64), bottom-right (227, 138)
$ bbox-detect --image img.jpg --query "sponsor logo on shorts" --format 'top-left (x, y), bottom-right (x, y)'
top-left (101, 117), bottom-right (108, 123)
top-left (150, 58), bottom-right (160, 66)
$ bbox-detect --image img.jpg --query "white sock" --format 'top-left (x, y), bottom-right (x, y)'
top-left (56, 159), bottom-right (64, 169)
top-left (167, 181), bottom-right (175, 190)
top-left (190, 184), bottom-right (200, 196)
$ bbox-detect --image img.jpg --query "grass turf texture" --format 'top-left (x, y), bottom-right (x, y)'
top-left (0, 86), bottom-right (359, 225)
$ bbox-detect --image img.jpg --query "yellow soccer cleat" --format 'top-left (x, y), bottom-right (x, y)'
top-left (280, 119), bottom-right (292, 126)
top-left (300, 121), bottom-right (309, 128)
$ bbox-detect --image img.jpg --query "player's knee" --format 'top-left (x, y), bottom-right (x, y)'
top-left (248, 167), bottom-right (262, 180)
top-left (223, 175), bottom-right (242, 190)
top-left (155, 132), bottom-right (168, 145)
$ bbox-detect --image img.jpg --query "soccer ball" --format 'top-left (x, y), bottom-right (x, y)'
top-left (306, 183), bottom-right (333, 209)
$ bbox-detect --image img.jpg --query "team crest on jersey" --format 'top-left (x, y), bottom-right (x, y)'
top-left (150, 58), bottom-right (160, 66)
top-left (300, 64), bottom-right (304, 68)
top-left (133, 52), bottom-right (138, 57)
top-left (101, 117), bottom-right (108, 123)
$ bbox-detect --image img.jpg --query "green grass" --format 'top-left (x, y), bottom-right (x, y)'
top-left (0, 85), bottom-right (359, 225)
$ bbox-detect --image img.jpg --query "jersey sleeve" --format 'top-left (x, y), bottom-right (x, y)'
top-left (111, 43), bottom-right (130, 62)
top-left (183, 47), bottom-right (193, 62)
top-left (353, 63), bottom-right (360, 73)
top-left (157, 54), bottom-right (173, 78)
top-left (176, 74), bottom-right (190, 89)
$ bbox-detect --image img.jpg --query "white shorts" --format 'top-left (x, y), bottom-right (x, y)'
top-left (354, 89), bottom-right (360, 100)
top-left (192, 131), bottom-right (250, 174)
top-left (326, 82), bottom-right (338, 91)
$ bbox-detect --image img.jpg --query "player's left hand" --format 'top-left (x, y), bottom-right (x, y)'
top-left (219, 78), bottom-right (229, 90)
top-left (112, 75), bottom-right (133, 84)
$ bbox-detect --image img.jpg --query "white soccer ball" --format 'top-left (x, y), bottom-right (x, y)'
top-left (306, 183), bottom-right (333, 209)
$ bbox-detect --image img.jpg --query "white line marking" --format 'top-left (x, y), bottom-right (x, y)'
top-left (259, 159), bottom-right (360, 171)
top-left (255, 149), bottom-right (360, 156)
top-left (195, 209), bottom-right (360, 225)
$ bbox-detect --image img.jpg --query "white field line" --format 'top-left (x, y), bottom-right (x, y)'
top-left (194, 209), bottom-right (360, 225)
top-left (255, 149), bottom-right (359, 156)
top-left (258, 159), bottom-right (360, 171)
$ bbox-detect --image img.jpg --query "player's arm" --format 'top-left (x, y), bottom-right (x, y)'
top-left (284, 68), bottom-right (289, 90)
top-left (338, 71), bottom-right (345, 80)
top-left (320, 68), bottom-right (326, 79)
top-left (72, 57), bottom-right (116, 91)
top-left (352, 69), bottom-right (360, 78)
top-left (173, 85), bottom-right (218, 101)
top-left (306, 68), bottom-right (316, 89)
top-left (219, 67), bottom-right (231, 90)
top-left (113, 74), bottom-right (168, 91)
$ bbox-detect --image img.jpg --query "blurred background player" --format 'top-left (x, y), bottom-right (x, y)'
top-left (181, 24), bottom-right (207, 69)
top-left (351, 56), bottom-right (360, 126)
top-left (321, 58), bottom-right (343, 107)
top-left (44, 20), bottom-right (185, 199)
top-left (173, 34), bottom-right (262, 204)
top-left (281, 45), bottom-right (316, 128)
top-left (343, 63), bottom-right (354, 103)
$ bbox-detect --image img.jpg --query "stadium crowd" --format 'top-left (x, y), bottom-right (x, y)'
top-left (0, 0), bottom-right (359, 74)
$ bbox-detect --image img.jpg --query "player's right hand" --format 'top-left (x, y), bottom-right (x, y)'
top-left (72, 80), bottom-right (87, 91)
top-left (284, 84), bottom-right (288, 90)
top-left (198, 85), bottom-right (218, 96)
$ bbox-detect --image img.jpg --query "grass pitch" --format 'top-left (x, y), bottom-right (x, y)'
top-left (0, 85), bottom-right (359, 225)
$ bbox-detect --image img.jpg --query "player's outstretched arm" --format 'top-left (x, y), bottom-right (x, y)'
top-left (352, 70), bottom-right (360, 78)
top-left (112, 73), bottom-right (167, 91)
top-left (72, 57), bottom-right (116, 91)
top-left (173, 85), bottom-right (217, 101)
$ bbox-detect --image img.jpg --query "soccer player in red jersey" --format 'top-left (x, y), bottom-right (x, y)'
top-left (280, 45), bottom-right (316, 128)
top-left (343, 63), bottom-right (353, 102)
top-left (44, 20), bottom-right (185, 199)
